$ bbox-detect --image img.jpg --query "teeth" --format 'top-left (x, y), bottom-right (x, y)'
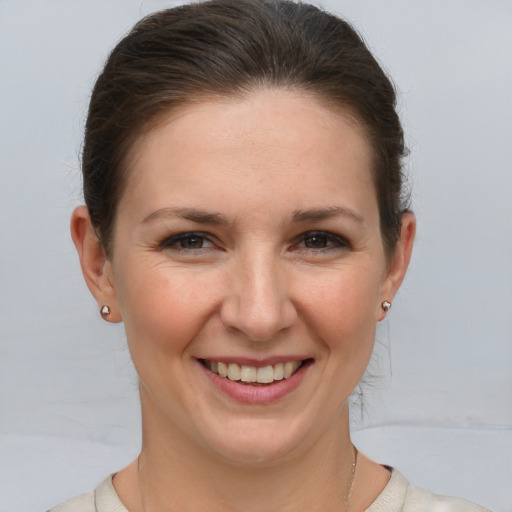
top-left (227, 363), bottom-right (241, 381)
top-left (256, 365), bottom-right (274, 384)
top-left (284, 361), bottom-right (294, 379)
top-left (206, 360), bottom-right (304, 383)
top-left (240, 365), bottom-right (257, 383)
top-left (273, 362), bottom-right (284, 380)
top-left (218, 361), bottom-right (228, 378)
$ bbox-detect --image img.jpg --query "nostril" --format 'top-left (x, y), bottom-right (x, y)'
top-left (219, 297), bottom-right (297, 342)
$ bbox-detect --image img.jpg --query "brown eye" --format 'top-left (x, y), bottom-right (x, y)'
top-left (180, 235), bottom-right (204, 249)
top-left (304, 235), bottom-right (328, 249)
top-left (159, 232), bottom-right (214, 251)
top-left (295, 231), bottom-right (350, 253)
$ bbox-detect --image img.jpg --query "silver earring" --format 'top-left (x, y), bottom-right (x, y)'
top-left (100, 305), bottom-right (111, 317)
top-left (381, 301), bottom-right (392, 312)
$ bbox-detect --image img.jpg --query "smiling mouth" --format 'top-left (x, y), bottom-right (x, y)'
top-left (200, 359), bottom-right (308, 384)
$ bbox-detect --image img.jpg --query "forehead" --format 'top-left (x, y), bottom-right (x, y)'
top-left (120, 88), bottom-right (377, 221)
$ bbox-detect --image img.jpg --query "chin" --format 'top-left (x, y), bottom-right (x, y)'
top-left (213, 441), bottom-right (298, 469)
top-left (200, 417), bottom-right (311, 468)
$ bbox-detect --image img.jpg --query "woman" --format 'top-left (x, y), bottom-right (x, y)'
top-left (50, 0), bottom-right (490, 510)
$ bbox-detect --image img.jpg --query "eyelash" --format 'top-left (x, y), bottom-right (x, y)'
top-left (157, 230), bottom-right (350, 253)
top-left (157, 232), bottom-right (215, 252)
top-left (293, 231), bottom-right (350, 252)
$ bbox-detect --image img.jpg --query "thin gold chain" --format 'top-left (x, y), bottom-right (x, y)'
top-left (345, 445), bottom-right (358, 511)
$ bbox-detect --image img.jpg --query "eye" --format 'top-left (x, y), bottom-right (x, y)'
top-left (295, 231), bottom-right (350, 252)
top-left (178, 234), bottom-right (206, 249)
top-left (304, 234), bottom-right (330, 249)
top-left (158, 232), bottom-right (214, 251)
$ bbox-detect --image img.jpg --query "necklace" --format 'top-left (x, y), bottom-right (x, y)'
top-left (138, 445), bottom-right (358, 512)
top-left (344, 445), bottom-right (358, 511)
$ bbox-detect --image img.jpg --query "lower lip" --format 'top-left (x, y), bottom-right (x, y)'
top-left (198, 360), bottom-right (312, 404)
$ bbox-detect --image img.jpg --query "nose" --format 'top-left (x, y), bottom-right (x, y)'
top-left (219, 250), bottom-right (297, 342)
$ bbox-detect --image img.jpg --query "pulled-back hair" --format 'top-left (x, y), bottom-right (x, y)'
top-left (83, 0), bottom-right (408, 257)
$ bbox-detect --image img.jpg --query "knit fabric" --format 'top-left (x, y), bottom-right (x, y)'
top-left (48, 469), bottom-right (491, 512)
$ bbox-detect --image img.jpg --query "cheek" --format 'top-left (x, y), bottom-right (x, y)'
top-left (115, 263), bottom-right (223, 359)
top-left (298, 264), bottom-right (381, 354)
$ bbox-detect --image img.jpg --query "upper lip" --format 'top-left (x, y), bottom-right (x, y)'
top-left (196, 356), bottom-right (312, 368)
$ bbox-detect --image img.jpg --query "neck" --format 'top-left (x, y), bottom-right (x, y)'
top-left (131, 400), bottom-right (357, 512)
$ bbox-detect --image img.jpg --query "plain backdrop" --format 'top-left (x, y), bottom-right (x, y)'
top-left (1, 1), bottom-right (511, 511)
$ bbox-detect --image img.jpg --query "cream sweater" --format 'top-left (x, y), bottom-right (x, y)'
top-left (48, 469), bottom-right (491, 512)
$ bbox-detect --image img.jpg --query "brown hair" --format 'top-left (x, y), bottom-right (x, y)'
top-left (83, 0), bottom-right (409, 257)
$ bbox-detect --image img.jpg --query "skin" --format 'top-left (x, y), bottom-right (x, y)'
top-left (72, 89), bottom-right (415, 511)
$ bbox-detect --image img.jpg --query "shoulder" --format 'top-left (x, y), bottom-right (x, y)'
top-left (404, 481), bottom-right (491, 512)
top-left (47, 475), bottom-right (128, 512)
top-left (47, 490), bottom-right (95, 512)
top-left (366, 469), bottom-right (492, 512)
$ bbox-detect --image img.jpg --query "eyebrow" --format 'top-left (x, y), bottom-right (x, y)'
top-left (292, 206), bottom-right (364, 224)
top-left (142, 207), bottom-right (232, 226)
top-left (142, 205), bottom-right (364, 226)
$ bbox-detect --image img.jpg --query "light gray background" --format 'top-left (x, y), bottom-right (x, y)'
top-left (1, 1), bottom-right (511, 511)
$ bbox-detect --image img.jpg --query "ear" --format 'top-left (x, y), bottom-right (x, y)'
top-left (378, 212), bottom-right (416, 321)
top-left (70, 206), bottom-right (122, 323)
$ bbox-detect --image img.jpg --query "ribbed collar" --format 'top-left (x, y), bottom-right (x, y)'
top-left (95, 468), bottom-right (408, 512)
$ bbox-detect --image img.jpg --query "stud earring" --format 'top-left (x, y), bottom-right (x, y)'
top-left (381, 301), bottom-right (392, 312)
top-left (100, 305), bottom-right (111, 317)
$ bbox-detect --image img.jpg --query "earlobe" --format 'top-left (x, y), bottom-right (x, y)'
top-left (378, 212), bottom-right (416, 320)
top-left (70, 206), bottom-right (122, 322)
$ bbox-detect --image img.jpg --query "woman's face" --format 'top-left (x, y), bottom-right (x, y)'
top-left (98, 89), bottom-right (411, 464)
